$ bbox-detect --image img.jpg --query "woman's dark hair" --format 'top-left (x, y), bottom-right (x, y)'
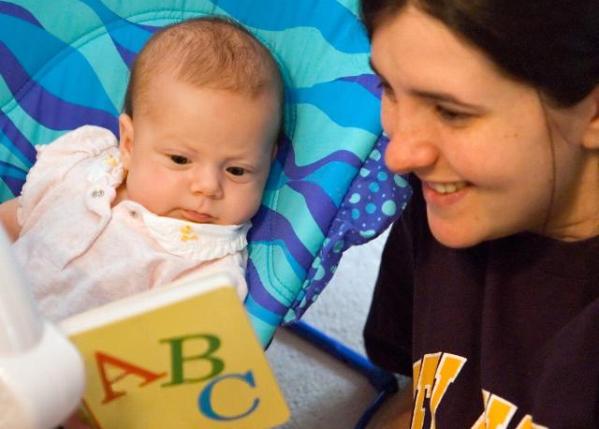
top-left (361, 0), bottom-right (599, 107)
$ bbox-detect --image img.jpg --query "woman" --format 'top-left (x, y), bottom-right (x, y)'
top-left (361, 0), bottom-right (599, 427)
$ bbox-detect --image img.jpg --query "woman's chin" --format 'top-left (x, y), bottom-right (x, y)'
top-left (428, 220), bottom-right (486, 249)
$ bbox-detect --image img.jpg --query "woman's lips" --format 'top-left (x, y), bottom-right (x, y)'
top-left (422, 181), bottom-right (470, 207)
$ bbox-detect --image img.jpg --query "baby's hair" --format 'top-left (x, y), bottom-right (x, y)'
top-left (123, 16), bottom-right (283, 116)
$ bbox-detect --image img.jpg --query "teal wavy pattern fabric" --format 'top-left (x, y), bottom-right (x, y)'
top-left (0, 0), bottom-right (411, 346)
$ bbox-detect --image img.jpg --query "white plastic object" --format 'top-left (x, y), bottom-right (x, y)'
top-left (0, 226), bottom-right (85, 429)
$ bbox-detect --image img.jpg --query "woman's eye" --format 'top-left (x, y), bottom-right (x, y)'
top-left (436, 105), bottom-right (470, 122)
top-left (227, 166), bottom-right (246, 177)
top-left (170, 155), bottom-right (189, 165)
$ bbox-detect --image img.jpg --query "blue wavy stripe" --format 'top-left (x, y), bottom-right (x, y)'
top-left (0, 160), bottom-right (26, 196)
top-left (305, 161), bottom-right (359, 204)
top-left (0, 14), bottom-right (117, 115)
top-left (114, 43), bottom-right (136, 68)
top-left (0, 44), bottom-right (117, 132)
top-left (108, 22), bottom-right (154, 56)
top-left (284, 147), bottom-right (362, 180)
top-left (0, 1), bottom-right (43, 27)
top-left (245, 295), bottom-right (283, 328)
top-left (265, 162), bottom-right (286, 192)
top-left (249, 207), bottom-right (313, 270)
top-left (20, 83), bottom-right (117, 132)
top-left (340, 73), bottom-right (382, 98)
top-left (138, 23), bottom-right (161, 32)
top-left (250, 238), bottom-right (307, 285)
top-left (287, 180), bottom-right (338, 234)
top-left (246, 260), bottom-right (291, 315)
top-left (0, 111), bottom-right (36, 164)
top-left (263, 137), bottom-right (291, 191)
top-left (291, 80), bottom-right (380, 133)
top-left (80, 0), bottom-right (154, 57)
top-left (0, 41), bottom-right (26, 100)
top-left (1, 175), bottom-right (23, 197)
top-left (211, 0), bottom-right (368, 54)
top-left (0, 160), bottom-right (26, 179)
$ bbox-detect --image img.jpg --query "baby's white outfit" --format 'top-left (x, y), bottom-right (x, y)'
top-left (12, 126), bottom-right (249, 322)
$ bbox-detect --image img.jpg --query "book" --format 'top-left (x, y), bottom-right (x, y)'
top-left (59, 272), bottom-right (290, 429)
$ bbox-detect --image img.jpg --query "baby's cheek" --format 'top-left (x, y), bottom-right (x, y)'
top-left (237, 190), bottom-right (263, 223)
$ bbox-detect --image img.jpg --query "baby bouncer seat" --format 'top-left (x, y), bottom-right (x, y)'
top-left (0, 1), bottom-right (412, 427)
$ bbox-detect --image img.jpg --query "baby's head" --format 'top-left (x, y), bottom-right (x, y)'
top-left (117, 17), bottom-right (283, 225)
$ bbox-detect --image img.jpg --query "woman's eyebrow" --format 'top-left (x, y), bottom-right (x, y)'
top-left (410, 90), bottom-right (483, 110)
top-left (369, 58), bottom-right (484, 110)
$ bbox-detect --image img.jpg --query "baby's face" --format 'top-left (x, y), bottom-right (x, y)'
top-left (118, 77), bottom-right (280, 225)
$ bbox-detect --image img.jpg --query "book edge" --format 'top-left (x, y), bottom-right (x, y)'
top-left (58, 272), bottom-right (236, 335)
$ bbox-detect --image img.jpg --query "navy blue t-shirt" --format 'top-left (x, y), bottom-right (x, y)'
top-left (364, 177), bottom-right (599, 428)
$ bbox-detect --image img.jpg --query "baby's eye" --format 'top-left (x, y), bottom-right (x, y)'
top-left (226, 166), bottom-right (246, 176)
top-left (170, 155), bottom-right (190, 165)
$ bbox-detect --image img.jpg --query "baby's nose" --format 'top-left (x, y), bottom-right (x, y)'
top-left (189, 168), bottom-right (223, 198)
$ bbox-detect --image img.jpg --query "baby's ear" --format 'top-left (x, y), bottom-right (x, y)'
top-left (118, 113), bottom-right (134, 169)
top-left (582, 87), bottom-right (599, 150)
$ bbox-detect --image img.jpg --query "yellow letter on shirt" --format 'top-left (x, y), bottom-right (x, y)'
top-left (412, 353), bottom-right (466, 429)
top-left (429, 353), bottom-right (466, 428)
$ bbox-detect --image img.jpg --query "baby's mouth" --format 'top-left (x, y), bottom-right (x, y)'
top-left (182, 209), bottom-right (215, 223)
top-left (426, 181), bottom-right (469, 195)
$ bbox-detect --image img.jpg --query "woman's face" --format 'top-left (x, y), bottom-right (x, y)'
top-left (370, 5), bottom-right (598, 247)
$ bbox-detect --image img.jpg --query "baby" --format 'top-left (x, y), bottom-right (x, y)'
top-left (0, 17), bottom-right (283, 321)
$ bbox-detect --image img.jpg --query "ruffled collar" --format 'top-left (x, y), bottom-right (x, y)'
top-left (133, 201), bottom-right (250, 261)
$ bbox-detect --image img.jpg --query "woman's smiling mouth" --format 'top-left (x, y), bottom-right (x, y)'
top-left (427, 181), bottom-right (468, 194)
top-left (422, 180), bottom-right (470, 206)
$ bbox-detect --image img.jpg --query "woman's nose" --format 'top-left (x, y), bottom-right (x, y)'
top-left (384, 134), bottom-right (439, 175)
top-left (381, 99), bottom-right (439, 174)
top-left (189, 168), bottom-right (223, 198)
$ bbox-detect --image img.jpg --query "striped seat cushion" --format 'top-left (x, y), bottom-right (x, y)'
top-left (0, 0), bottom-right (411, 346)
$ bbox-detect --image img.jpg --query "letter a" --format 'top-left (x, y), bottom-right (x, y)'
top-left (95, 351), bottom-right (167, 404)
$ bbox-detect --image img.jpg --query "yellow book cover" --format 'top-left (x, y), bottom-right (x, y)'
top-left (59, 273), bottom-right (289, 429)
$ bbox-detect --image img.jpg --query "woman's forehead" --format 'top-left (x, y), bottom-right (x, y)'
top-left (370, 6), bottom-right (522, 103)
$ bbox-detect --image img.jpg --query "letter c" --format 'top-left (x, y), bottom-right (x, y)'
top-left (198, 370), bottom-right (259, 421)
